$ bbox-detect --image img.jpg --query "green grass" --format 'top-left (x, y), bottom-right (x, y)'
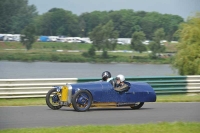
top-left (164, 42), bottom-right (178, 53)
top-left (0, 41), bottom-right (173, 63)
top-left (0, 122), bottom-right (199, 133)
top-left (156, 94), bottom-right (200, 102)
top-left (0, 41), bottom-right (131, 51)
top-left (0, 41), bottom-right (177, 51)
top-left (0, 94), bottom-right (199, 106)
top-left (0, 41), bottom-right (177, 52)
top-left (0, 98), bottom-right (46, 106)
top-left (0, 50), bottom-right (171, 63)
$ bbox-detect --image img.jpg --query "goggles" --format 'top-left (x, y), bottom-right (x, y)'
top-left (116, 77), bottom-right (120, 80)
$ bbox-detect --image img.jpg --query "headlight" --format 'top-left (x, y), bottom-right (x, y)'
top-left (54, 86), bottom-right (61, 92)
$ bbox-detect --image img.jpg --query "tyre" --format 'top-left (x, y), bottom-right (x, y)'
top-left (46, 88), bottom-right (62, 110)
top-left (130, 102), bottom-right (144, 109)
top-left (72, 90), bottom-right (92, 112)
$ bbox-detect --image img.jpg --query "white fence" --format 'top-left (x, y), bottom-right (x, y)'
top-left (0, 78), bottom-right (79, 98)
top-left (0, 76), bottom-right (200, 98)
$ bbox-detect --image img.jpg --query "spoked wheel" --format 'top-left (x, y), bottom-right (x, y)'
top-left (72, 90), bottom-right (92, 112)
top-left (46, 88), bottom-right (62, 110)
top-left (130, 102), bottom-right (144, 109)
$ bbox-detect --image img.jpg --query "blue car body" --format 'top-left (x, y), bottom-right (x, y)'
top-left (46, 81), bottom-right (156, 111)
top-left (71, 81), bottom-right (156, 103)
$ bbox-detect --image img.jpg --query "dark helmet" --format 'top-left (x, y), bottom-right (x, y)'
top-left (102, 71), bottom-right (111, 81)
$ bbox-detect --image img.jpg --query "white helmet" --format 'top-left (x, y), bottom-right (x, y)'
top-left (116, 74), bottom-right (125, 82)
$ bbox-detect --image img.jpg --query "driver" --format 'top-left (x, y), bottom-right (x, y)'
top-left (101, 71), bottom-right (113, 82)
top-left (114, 74), bottom-right (130, 92)
top-left (102, 71), bottom-right (117, 87)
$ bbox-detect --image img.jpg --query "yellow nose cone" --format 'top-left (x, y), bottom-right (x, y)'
top-left (61, 86), bottom-right (68, 101)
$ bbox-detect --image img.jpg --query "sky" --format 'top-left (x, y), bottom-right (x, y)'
top-left (29, 0), bottom-right (200, 19)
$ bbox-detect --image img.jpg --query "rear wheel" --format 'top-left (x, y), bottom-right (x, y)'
top-left (72, 90), bottom-right (92, 112)
top-left (46, 88), bottom-right (62, 110)
top-left (130, 102), bottom-right (144, 109)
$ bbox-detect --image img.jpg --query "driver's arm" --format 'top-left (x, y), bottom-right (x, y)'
top-left (114, 83), bottom-right (129, 92)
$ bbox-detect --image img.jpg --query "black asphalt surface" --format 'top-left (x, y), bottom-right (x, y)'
top-left (0, 103), bottom-right (200, 129)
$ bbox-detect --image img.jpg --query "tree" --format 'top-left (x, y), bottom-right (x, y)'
top-left (109, 9), bottom-right (140, 38)
top-left (89, 24), bottom-right (103, 50)
top-left (77, 10), bottom-right (184, 39)
top-left (140, 17), bottom-right (155, 39)
top-left (139, 12), bottom-right (184, 40)
top-left (102, 20), bottom-right (119, 50)
top-left (78, 11), bottom-right (109, 37)
top-left (20, 24), bottom-right (36, 50)
top-left (89, 20), bottom-right (118, 51)
top-left (160, 14), bottom-right (184, 41)
top-left (173, 13), bottom-right (200, 75)
top-left (0, 0), bottom-right (37, 33)
top-left (33, 9), bottom-right (184, 38)
top-left (78, 18), bottom-right (86, 37)
top-left (35, 8), bottom-right (79, 36)
top-left (131, 31), bottom-right (146, 53)
top-left (149, 28), bottom-right (166, 58)
top-left (153, 28), bottom-right (165, 43)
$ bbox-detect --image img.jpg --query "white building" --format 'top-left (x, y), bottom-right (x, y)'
top-left (117, 38), bottom-right (132, 44)
top-left (2, 34), bottom-right (21, 41)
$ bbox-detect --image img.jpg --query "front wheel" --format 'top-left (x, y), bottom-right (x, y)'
top-left (130, 102), bottom-right (144, 109)
top-left (72, 90), bottom-right (92, 112)
top-left (46, 88), bottom-right (62, 110)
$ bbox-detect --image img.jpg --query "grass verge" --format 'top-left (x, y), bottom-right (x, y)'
top-left (0, 122), bottom-right (199, 133)
top-left (0, 94), bottom-right (199, 106)
top-left (0, 41), bottom-right (172, 64)
top-left (156, 94), bottom-right (200, 102)
top-left (0, 51), bottom-right (171, 63)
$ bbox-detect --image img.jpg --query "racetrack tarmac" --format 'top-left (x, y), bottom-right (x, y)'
top-left (0, 103), bottom-right (199, 129)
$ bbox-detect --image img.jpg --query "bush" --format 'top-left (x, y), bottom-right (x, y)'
top-left (102, 50), bottom-right (108, 58)
top-left (82, 52), bottom-right (89, 57)
top-left (88, 46), bottom-right (96, 57)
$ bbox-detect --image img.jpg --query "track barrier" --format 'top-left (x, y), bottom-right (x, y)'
top-left (0, 76), bottom-right (199, 98)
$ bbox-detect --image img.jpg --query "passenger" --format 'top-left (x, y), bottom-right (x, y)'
top-left (114, 74), bottom-right (130, 92)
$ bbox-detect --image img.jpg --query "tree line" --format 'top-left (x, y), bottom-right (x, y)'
top-left (0, 0), bottom-right (184, 41)
top-left (1, 0), bottom-right (199, 75)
